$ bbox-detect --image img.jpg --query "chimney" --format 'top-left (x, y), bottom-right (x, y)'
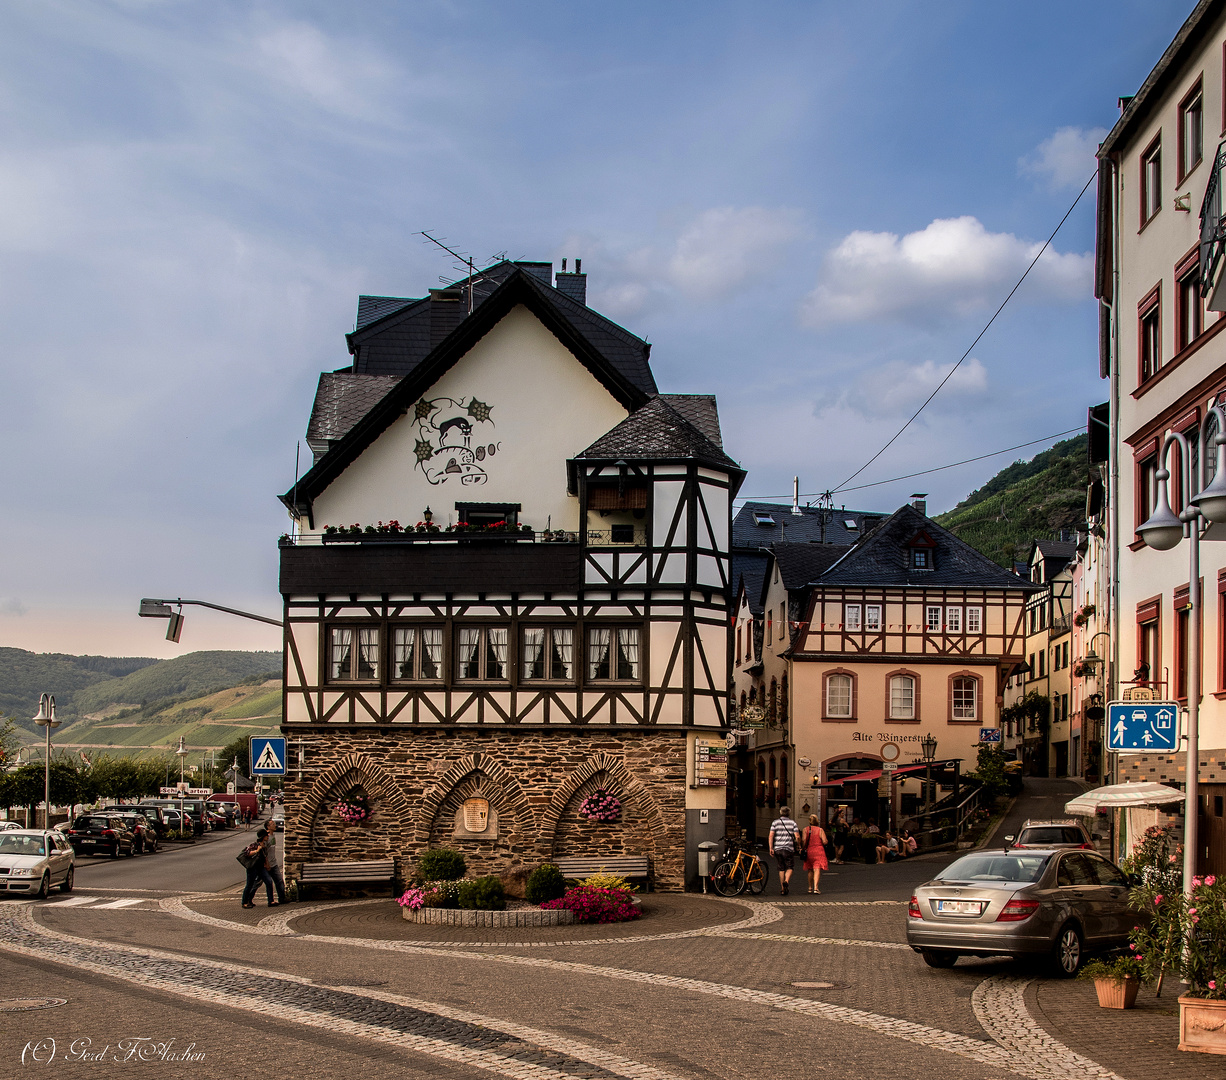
top-left (429, 288), bottom-right (463, 347)
top-left (555, 257), bottom-right (587, 305)
top-left (910, 492), bottom-right (927, 516)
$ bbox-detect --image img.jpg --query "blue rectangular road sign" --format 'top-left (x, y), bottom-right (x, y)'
top-left (980, 728), bottom-right (1001, 743)
top-left (1107, 701), bottom-right (1180, 752)
top-left (250, 736), bottom-right (287, 776)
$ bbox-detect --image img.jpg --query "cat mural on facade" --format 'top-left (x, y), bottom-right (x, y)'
top-left (412, 395), bottom-right (499, 486)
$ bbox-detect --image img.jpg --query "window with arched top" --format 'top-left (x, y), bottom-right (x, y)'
top-left (887, 670), bottom-right (919, 721)
top-left (768, 677), bottom-right (778, 724)
top-left (749, 684), bottom-right (758, 706)
top-left (949, 672), bottom-right (981, 722)
top-left (824, 669), bottom-right (856, 720)
top-left (779, 753), bottom-right (789, 805)
top-left (756, 758), bottom-right (766, 806)
top-left (780, 675), bottom-right (789, 726)
top-left (767, 756), bottom-right (777, 807)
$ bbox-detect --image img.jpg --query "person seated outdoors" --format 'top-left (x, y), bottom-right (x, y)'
top-left (898, 829), bottom-right (917, 857)
top-left (876, 831), bottom-right (899, 863)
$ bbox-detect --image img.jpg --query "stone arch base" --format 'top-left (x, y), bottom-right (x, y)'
top-left (293, 752), bottom-right (414, 882)
top-left (281, 730), bottom-right (690, 891)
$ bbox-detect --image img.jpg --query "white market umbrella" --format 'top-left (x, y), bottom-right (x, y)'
top-left (1064, 782), bottom-right (1186, 815)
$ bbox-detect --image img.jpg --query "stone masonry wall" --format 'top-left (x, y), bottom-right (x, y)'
top-left (282, 728), bottom-right (689, 891)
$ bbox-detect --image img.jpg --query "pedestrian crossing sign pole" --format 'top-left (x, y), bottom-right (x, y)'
top-left (250, 736), bottom-right (287, 776)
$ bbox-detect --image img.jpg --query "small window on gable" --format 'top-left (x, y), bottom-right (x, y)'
top-left (912, 549), bottom-right (928, 569)
top-left (844, 519), bottom-right (859, 531)
top-left (753, 512), bottom-right (775, 526)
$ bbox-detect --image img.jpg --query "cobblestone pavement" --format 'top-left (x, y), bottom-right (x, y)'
top-left (0, 888), bottom-right (1220, 1080)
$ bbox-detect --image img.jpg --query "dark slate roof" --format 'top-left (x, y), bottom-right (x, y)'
top-left (656, 395), bottom-right (721, 447)
top-left (285, 269), bottom-right (658, 516)
top-left (346, 260), bottom-right (657, 396)
top-left (733, 552), bottom-right (769, 616)
top-left (1033, 540), bottom-right (1077, 561)
top-left (355, 295), bottom-right (418, 331)
top-left (817, 504), bottom-right (1040, 590)
top-left (772, 542), bottom-right (848, 592)
top-left (733, 502), bottom-right (884, 551)
top-left (575, 396), bottom-right (740, 471)
top-left (305, 373), bottom-right (400, 460)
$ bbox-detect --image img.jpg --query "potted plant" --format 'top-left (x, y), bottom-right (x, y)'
top-left (1079, 955), bottom-right (1146, 1009)
top-left (578, 789), bottom-right (622, 822)
top-left (334, 788), bottom-right (370, 825)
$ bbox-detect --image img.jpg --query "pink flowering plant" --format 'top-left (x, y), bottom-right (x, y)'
top-left (578, 789), bottom-right (622, 822)
top-left (541, 885), bottom-right (640, 924)
top-left (1129, 870), bottom-right (1225, 999)
top-left (334, 789), bottom-right (370, 824)
top-left (397, 881), bottom-right (460, 910)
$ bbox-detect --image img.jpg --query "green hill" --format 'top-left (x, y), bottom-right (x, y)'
top-left (0, 648), bottom-right (279, 739)
top-left (935, 434), bottom-right (1090, 567)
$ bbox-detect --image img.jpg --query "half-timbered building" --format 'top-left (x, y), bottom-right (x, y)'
top-left (783, 501), bottom-right (1037, 829)
top-left (277, 261), bottom-right (742, 890)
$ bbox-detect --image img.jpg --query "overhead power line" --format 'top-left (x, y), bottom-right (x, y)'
top-left (733, 426), bottom-right (1083, 505)
top-left (829, 171), bottom-right (1098, 495)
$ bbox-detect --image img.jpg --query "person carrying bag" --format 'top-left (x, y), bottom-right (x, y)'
top-left (238, 828), bottom-right (278, 909)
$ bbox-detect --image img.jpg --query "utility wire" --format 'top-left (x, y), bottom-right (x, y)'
top-left (829, 171), bottom-right (1097, 495)
top-left (734, 426), bottom-right (1082, 505)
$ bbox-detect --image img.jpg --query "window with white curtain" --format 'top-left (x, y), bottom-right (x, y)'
top-left (392, 626), bottom-right (445, 681)
top-left (889, 674), bottom-right (916, 719)
top-left (845, 604), bottom-right (861, 631)
top-left (588, 627), bottom-right (641, 681)
top-left (952, 676), bottom-right (978, 719)
top-left (328, 626), bottom-right (380, 681)
top-left (455, 626), bottom-right (510, 681)
top-left (826, 673), bottom-right (852, 718)
top-left (966, 606), bottom-right (982, 634)
top-left (865, 605), bottom-right (882, 631)
top-left (522, 627), bottom-right (575, 681)
top-left (945, 607), bottom-right (962, 633)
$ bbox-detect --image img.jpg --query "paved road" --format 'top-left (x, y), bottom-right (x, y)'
top-left (71, 821), bottom-right (261, 894)
top-left (0, 794), bottom-right (1217, 1080)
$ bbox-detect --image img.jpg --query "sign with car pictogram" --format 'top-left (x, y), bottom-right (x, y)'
top-left (1106, 701), bottom-right (1179, 752)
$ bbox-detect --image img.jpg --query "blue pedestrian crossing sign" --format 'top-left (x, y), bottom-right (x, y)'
top-left (1106, 701), bottom-right (1180, 753)
top-left (250, 736), bottom-right (287, 776)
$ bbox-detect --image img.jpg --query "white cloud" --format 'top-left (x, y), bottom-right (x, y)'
top-left (0, 597), bottom-right (28, 616)
top-left (799, 216), bottom-right (1091, 327)
top-left (844, 357), bottom-right (988, 418)
top-left (1021, 126), bottom-right (1107, 189)
top-left (578, 206), bottom-right (804, 317)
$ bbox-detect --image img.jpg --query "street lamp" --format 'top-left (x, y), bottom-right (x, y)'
top-left (920, 732), bottom-right (938, 832)
top-left (175, 736), bottom-right (189, 832)
top-left (1136, 405), bottom-right (1226, 904)
top-left (32, 694), bottom-right (60, 830)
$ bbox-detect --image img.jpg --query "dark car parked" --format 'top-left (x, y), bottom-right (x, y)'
top-left (129, 804), bottom-right (170, 840)
top-left (104, 811), bottom-right (158, 854)
top-left (140, 799), bottom-right (205, 835)
top-left (207, 801), bottom-right (236, 829)
top-left (65, 814), bottom-right (135, 858)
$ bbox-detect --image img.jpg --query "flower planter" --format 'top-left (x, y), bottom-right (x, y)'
top-left (1094, 977), bottom-right (1140, 1009)
top-left (1179, 995), bottom-right (1226, 1055)
top-left (401, 906), bottom-right (574, 927)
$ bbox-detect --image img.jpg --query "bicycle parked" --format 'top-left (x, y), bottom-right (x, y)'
top-left (710, 837), bottom-right (769, 896)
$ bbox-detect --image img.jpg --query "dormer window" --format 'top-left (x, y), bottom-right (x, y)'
top-left (912, 550), bottom-right (929, 569)
top-left (906, 529), bottom-right (937, 570)
top-left (753, 512), bottom-right (775, 526)
top-left (844, 519), bottom-right (859, 531)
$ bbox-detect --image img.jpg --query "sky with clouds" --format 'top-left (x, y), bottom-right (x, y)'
top-left (0, 0), bottom-right (1199, 657)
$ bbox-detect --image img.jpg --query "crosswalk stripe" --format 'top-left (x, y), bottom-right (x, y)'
top-left (49, 896), bottom-right (96, 907)
top-left (92, 899), bottom-right (143, 909)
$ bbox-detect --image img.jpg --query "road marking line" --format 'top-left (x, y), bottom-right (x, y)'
top-left (712, 931), bottom-right (910, 949)
top-left (47, 896), bottom-right (96, 907)
top-left (972, 976), bottom-right (1125, 1080)
top-left (0, 907), bottom-right (683, 1080)
top-left (92, 898), bottom-right (144, 909)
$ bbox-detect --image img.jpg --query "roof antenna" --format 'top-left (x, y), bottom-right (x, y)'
top-left (420, 231), bottom-right (483, 315)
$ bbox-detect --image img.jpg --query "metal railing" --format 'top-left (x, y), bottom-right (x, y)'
top-left (1201, 140), bottom-right (1226, 297)
top-left (586, 527), bottom-right (647, 547)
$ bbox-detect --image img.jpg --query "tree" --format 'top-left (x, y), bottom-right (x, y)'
top-left (969, 744), bottom-right (1009, 801)
top-left (0, 715), bottom-right (19, 767)
top-left (219, 735), bottom-right (250, 777)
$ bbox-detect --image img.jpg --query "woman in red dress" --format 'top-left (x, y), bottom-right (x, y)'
top-left (802, 814), bottom-right (829, 894)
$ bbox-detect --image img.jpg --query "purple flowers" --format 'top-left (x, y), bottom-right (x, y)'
top-left (578, 789), bottom-right (622, 822)
top-left (335, 790), bottom-right (370, 824)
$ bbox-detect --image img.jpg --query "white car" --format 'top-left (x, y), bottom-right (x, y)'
top-left (0, 830), bottom-right (76, 898)
top-left (1, 820), bottom-right (27, 832)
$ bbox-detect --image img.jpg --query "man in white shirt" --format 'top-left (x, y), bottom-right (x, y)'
top-left (767, 807), bottom-right (804, 896)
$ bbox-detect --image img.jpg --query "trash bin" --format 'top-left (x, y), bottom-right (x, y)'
top-left (697, 841), bottom-right (721, 878)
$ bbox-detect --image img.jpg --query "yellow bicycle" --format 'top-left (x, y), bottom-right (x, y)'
top-left (711, 838), bottom-right (768, 896)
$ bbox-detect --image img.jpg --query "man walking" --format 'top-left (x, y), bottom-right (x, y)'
top-left (264, 818), bottom-right (288, 903)
top-left (768, 806), bottom-right (804, 896)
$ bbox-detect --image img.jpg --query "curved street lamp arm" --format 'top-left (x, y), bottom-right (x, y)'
top-left (140, 598), bottom-right (283, 628)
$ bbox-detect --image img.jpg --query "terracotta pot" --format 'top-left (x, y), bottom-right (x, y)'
top-left (1179, 995), bottom-right (1226, 1055)
top-left (1094, 976), bottom-right (1140, 1009)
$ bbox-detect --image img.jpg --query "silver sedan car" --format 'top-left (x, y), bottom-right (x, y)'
top-left (0, 830), bottom-right (76, 898)
top-left (906, 847), bottom-right (1139, 975)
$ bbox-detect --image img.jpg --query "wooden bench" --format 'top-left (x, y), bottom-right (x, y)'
top-left (553, 855), bottom-right (651, 889)
top-left (299, 859), bottom-right (396, 898)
